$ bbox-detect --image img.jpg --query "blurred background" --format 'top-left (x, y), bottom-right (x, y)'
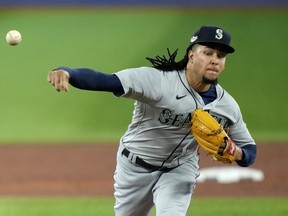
top-left (0, 0), bottom-right (287, 144)
top-left (0, 1), bottom-right (287, 216)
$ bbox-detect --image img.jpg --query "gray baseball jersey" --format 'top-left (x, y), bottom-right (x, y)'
top-left (113, 66), bottom-right (256, 215)
top-left (115, 66), bottom-right (255, 167)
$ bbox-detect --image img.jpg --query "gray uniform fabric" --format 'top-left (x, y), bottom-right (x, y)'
top-left (113, 66), bottom-right (255, 216)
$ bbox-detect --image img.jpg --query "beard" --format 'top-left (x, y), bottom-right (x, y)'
top-left (202, 76), bottom-right (218, 84)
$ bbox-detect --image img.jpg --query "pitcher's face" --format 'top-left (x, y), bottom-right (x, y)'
top-left (187, 45), bottom-right (227, 85)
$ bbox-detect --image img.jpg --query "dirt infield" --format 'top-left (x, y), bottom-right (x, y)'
top-left (0, 142), bottom-right (286, 197)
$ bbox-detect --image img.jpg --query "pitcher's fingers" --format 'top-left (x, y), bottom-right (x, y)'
top-left (59, 74), bottom-right (69, 92)
top-left (47, 70), bottom-right (69, 92)
top-left (52, 72), bottom-right (61, 92)
top-left (58, 70), bottom-right (70, 91)
top-left (48, 71), bottom-right (58, 87)
top-left (47, 71), bottom-right (54, 83)
top-left (218, 143), bottom-right (226, 155)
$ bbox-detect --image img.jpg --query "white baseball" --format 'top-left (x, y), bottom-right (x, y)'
top-left (6, 30), bottom-right (22, 46)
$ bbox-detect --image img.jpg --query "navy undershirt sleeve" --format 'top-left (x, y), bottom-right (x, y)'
top-left (57, 67), bottom-right (124, 95)
top-left (236, 144), bottom-right (256, 167)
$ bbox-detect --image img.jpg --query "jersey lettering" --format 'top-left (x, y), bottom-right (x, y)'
top-left (158, 109), bottom-right (229, 129)
top-left (211, 114), bottom-right (230, 129)
top-left (205, 110), bottom-right (230, 129)
top-left (158, 108), bottom-right (191, 127)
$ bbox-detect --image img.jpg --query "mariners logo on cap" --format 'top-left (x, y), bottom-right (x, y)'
top-left (215, 29), bottom-right (223, 40)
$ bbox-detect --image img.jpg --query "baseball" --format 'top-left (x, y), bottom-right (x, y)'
top-left (6, 30), bottom-right (22, 46)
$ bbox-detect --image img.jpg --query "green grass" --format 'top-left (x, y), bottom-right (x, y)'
top-left (0, 197), bottom-right (287, 216)
top-left (0, 197), bottom-right (115, 216)
top-left (190, 197), bottom-right (288, 216)
top-left (0, 9), bottom-right (287, 142)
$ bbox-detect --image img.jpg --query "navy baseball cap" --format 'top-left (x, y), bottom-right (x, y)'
top-left (190, 25), bottom-right (235, 53)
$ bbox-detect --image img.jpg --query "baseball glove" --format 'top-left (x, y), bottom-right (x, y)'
top-left (191, 108), bottom-right (237, 164)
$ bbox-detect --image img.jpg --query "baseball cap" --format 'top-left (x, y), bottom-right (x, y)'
top-left (190, 25), bottom-right (235, 53)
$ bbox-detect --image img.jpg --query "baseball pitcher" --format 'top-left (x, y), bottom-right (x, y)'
top-left (47, 25), bottom-right (256, 216)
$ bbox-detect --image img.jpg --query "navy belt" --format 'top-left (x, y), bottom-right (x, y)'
top-left (121, 148), bottom-right (176, 172)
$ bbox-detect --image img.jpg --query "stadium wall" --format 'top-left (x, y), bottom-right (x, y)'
top-left (0, 0), bottom-right (287, 9)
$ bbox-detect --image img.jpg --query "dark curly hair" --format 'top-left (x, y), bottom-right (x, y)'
top-left (146, 44), bottom-right (194, 71)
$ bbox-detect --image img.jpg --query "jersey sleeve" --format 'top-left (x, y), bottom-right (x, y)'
top-left (228, 104), bottom-right (257, 167)
top-left (229, 109), bottom-right (255, 147)
top-left (213, 88), bottom-right (257, 167)
top-left (114, 67), bottom-right (162, 103)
